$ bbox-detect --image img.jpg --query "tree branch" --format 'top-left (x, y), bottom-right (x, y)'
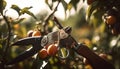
top-left (43, 0), bottom-right (61, 34)
top-left (1, 14), bottom-right (11, 63)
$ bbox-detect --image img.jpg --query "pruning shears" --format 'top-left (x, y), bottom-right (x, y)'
top-left (5, 17), bottom-right (115, 69)
top-left (6, 26), bottom-right (79, 65)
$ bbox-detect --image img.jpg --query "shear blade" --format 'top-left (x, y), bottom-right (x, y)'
top-left (11, 36), bottom-right (43, 47)
top-left (6, 46), bottom-right (41, 65)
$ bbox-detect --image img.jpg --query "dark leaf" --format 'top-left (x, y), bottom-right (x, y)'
top-left (52, 0), bottom-right (57, 2)
top-left (0, 0), bottom-right (7, 14)
top-left (83, 0), bottom-right (85, 2)
top-left (11, 4), bottom-right (21, 15)
top-left (61, 0), bottom-right (68, 11)
top-left (0, 44), bottom-right (3, 57)
top-left (69, 0), bottom-right (80, 10)
top-left (86, 1), bottom-right (99, 21)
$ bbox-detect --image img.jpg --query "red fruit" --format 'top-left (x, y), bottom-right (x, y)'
top-left (32, 30), bottom-right (41, 36)
top-left (106, 15), bottom-right (116, 25)
top-left (83, 58), bottom-right (89, 65)
top-left (87, 0), bottom-right (94, 5)
top-left (111, 28), bottom-right (118, 35)
top-left (99, 53), bottom-right (107, 60)
top-left (27, 30), bottom-right (34, 37)
top-left (47, 44), bottom-right (58, 56)
top-left (38, 48), bottom-right (48, 59)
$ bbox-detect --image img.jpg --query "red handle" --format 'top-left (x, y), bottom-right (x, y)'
top-left (73, 44), bottom-right (115, 69)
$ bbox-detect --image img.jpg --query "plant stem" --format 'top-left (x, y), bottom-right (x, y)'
top-left (3, 15), bottom-right (11, 54)
top-left (1, 13), bottom-right (11, 64)
top-left (43, 0), bottom-right (61, 34)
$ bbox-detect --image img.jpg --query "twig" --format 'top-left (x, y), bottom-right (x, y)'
top-left (43, 0), bottom-right (61, 33)
top-left (1, 14), bottom-right (11, 63)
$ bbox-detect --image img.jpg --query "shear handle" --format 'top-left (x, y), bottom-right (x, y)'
top-left (73, 44), bottom-right (115, 69)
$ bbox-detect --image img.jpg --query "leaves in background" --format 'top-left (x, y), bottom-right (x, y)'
top-left (45, 0), bottom-right (53, 10)
top-left (11, 5), bottom-right (37, 20)
top-left (13, 18), bottom-right (25, 24)
top-left (61, 0), bottom-right (68, 11)
top-left (52, 0), bottom-right (57, 2)
top-left (20, 7), bottom-right (37, 19)
top-left (0, 0), bottom-right (7, 14)
top-left (83, 0), bottom-right (85, 2)
top-left (11, 4), bottom-right (21, 15)
top-left (69, 0), bottom-right (80, 10)
top-left (20, 7), bottom-right (37, 20)
top-left (86, 1), bottom-right (99, 21)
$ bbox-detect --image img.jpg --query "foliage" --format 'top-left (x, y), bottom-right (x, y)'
top-left (0, 0), bottom-right (120, 69)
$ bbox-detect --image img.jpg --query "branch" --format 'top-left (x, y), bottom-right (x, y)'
top-left (43, 0), bottom-right (61, 34)
top-left (1, 14), bottom-right (11, 62)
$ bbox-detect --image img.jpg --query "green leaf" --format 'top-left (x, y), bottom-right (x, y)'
top-left (52, 0), bottom-right (57, 2)
top-left (86, 1), bottom-right (99, 21)
top-left (11, 4), bottom-right (21, 15)
top-left (17, 18), bottom-right (25, 23)
top-left (13, 18), bottom-right (25, 24)
top-left (0, 0), bottom-right (7, 14)
top-left (22, 6), bottom-right (33, 10)
top-left (61, 0), bottom-right (68, 11)
top-left (69, 0), bottom-right (80, 10)
top-left (20, 7), bottom-right (37, 20)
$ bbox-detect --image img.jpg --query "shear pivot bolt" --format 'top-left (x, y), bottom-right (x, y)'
top-left (41, 36), bottom-right (48, 47)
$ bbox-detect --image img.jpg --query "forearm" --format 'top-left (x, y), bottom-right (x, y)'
top-left (73, 44), bottom-right (115, 69)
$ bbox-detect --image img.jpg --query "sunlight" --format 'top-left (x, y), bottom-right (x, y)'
top-left (5, 0), bottom-right (48, 18)
top-left (5, 0), bottom-right (67, 19)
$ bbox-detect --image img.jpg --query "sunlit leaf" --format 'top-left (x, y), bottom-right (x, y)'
top-left (45, 0), bottom-right (48, 4)
top-left (69, 0), bottom-right (80, 10)
top-left (18, 18), bottom-right (25, 23)
top-left (67, 3), bottom-right (72, 11)
top-left (23, 6), bottom-right (33, 10)
top-left (86, 1), bottom-right (99, 21)
top-left (0, 0), bottom-right (7, 14)
top-left (13, 18), bottom-right (25, 24)
top-left (11, 4), bottom-right (21, 15)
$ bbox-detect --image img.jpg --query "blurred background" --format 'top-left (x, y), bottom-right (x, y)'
top-left (0, 0), bottom-right (120, 69)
